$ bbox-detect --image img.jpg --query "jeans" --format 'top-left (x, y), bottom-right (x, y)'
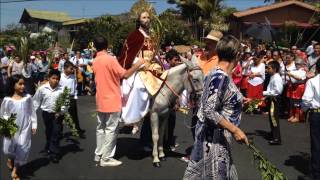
top-left (94, 112), bottom-right (120, 160)
top-left (310, 112), bottom-right (320, 179)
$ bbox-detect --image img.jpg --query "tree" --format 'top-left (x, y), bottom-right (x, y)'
top-left (74, 16), bottom-right (121, 50)
top-left (159, 9), bottom-right (194, 46)
top-left (167, 0), bottom-right (232, 39)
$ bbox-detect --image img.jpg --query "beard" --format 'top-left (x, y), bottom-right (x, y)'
top-left (140, 21), bottom-right (150, 30)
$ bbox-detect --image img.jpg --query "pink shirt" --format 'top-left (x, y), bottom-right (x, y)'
top-left (93, 51), bottom-right (126, 113)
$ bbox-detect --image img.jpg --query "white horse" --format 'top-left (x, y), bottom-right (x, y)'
top-left (149, 58), bottom-right (203, 167)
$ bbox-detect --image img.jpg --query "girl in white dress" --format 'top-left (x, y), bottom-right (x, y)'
top-left (0, 74), bottom-right (37, 180)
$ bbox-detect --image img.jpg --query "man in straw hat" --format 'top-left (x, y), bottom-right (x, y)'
top-left (180, 30), bottom-right (223, 163)
top-left (195, 30), bottom-right (223, 76)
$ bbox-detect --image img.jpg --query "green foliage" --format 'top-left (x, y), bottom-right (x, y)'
top-left (1, 23), bottom-right (56, 51)
top-left (0, 114), bottom-right (18, 138)
top-left (74, 15), bottom-right (122, 51)
top-left (16, 36), bottom-right (30, 64)
top-left (54, 87), bottom-right (79, 137)
top-left (29, 32), bottom-right (56, 51)
top-left (159, 9), bottom-right (194, 46)
top-left (248, 142), bottom-right (287, 180)
top-left (0, 24), bottom-right (27, 48)
top-left (245, 99), bottom-right (263, 113)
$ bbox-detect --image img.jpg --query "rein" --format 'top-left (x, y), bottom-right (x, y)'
top-left (147, 62), bottom-right (203, 112)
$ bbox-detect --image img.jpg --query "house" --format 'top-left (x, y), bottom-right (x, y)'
top-left (230, 0), bottom-right (320, 45)
top-left (20, 8), bottom-right (88, 32)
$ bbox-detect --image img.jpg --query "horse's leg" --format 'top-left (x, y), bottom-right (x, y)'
top-left (158, 112), bottom-right (169, 161)
top-left (150, 111), bottom-right (161, 167)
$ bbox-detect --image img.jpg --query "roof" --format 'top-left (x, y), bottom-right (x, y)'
top-left (233, 0), bottom-right (319, 18)
top-left (243, 21), bottom-right (319, 28)
top-left (62, 18), bottom-right (88, 26)
top-left (20, 9), bottom-right (73, 23)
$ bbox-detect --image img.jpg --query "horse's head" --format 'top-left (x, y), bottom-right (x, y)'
top-left (180, 56), bottom-right (204, 94)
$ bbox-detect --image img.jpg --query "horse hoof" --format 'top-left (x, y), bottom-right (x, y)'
top-left (159, 157), bottom-right (166, 161)
top-left (153, 162), bottom-right (161, 168)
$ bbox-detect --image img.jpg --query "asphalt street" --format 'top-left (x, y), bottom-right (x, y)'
top-left (0, 96), bottom-right (311, 180)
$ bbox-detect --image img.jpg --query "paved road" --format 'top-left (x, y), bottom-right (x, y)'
top-left (0, 96), bottom-right (311, 180)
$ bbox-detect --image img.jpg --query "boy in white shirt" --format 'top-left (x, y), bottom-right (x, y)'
top-left (59, 61), bottom-right (85, 137)
top-left (302, 59), bottom-right (320, 179)
top-left (33, 69), bottom-right (63, 163)
top-left (263, 61), bottom-right (284, 145)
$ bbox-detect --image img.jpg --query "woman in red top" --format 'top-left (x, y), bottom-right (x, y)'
top-left (232, 61), bottom-right (242, 88)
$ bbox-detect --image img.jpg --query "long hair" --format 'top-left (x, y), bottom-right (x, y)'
top-left (135, 11), bottom-right (150, 34)
top-left (6, 74), bottom-right (24, 97)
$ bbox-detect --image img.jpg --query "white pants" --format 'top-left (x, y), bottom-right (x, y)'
top-left (94, 112), bottom-right (120, 160)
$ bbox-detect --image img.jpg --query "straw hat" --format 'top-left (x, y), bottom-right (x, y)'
top-left (203, 30), bottom-right (223, 42)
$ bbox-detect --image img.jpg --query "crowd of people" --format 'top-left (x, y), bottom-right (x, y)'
top-left (0, 48), bottom-right (96, 98)
top-left (0, 10), bottom-right (319, 180)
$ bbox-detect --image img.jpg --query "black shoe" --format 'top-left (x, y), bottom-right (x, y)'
top-left (269, 139), bottom-right (281, 145)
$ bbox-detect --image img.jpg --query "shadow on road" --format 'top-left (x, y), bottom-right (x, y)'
top-left (20, 157), bottom-right (50, 179)
top-left (115, 137), bottom-right (151, 160)
top-left (60, 143), bottom-right (84, 158)
top-left (284, 152), bottom-right (310, 176)
top-left (20, 143), bottom-right (83, 179)
top-left (246, 130), bottom-right (271, 141)
top-left (115, 137), bottom-right (185, 161)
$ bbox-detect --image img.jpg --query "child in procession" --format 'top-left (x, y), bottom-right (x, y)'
top-left (0, 74), bottom-right (37, 180)
top-left (263, 61), bottom-right (284, 145)
top-left (33, 69), bottom-right (63, 163)
top-left (59, 61), bottom-right (85, 138)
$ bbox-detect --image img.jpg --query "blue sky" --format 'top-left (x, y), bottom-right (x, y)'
top-left (0, 0), bottom-right (273, 29)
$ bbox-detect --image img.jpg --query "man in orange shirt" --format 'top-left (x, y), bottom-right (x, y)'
top-left (92, 36), bottom-right (144, 167)
top-left (196, 30), bottom-right (223, 76)
top-left (181, 30), bottom-right (223, 163)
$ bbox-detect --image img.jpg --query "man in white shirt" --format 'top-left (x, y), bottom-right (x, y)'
top-left (58, 53), bottom-right (69, 72)
top-left (59, 61), bottom-right (85, 138)
top-left (306, 40), bottom-right (317, 56)
top-left (263, 61), bottom-right (283, 145)
top-left (33, 69), bottom-right (63, 163)
top-left (307, 43), bottom-right (320, 79)
top-left (302, 59), bottom-right (320, 179)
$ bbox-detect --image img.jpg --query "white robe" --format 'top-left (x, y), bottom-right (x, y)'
top-left (121, 71), bottom-right (150, 125)
top-left (0, 95), bottom-right (37, 165)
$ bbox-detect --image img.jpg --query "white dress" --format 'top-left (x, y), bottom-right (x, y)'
top-left (0, 95), bottom-right (37, 165)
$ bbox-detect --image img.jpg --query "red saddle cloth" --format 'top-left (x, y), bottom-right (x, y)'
top-left (118, 30), bottom-right (145, 69)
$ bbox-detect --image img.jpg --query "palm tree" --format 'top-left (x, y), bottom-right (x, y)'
top-left (168, 0), bottom-right (230, 39)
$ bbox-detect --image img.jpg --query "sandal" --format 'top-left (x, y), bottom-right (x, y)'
top-left (7, 159), bottom-right (14, 171)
